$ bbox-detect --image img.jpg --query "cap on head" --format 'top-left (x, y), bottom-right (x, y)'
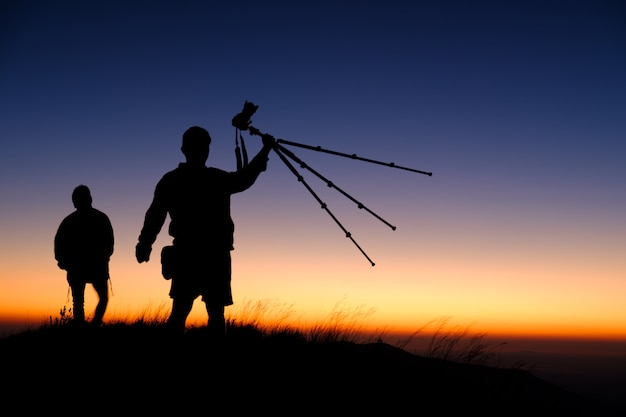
top-left (72, 184), bottom-right (92, 209)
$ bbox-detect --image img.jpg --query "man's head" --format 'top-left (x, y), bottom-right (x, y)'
top-left (72, 185), bottom-right (92, 209)
top-left (182, 126), bottom-right (211, 165)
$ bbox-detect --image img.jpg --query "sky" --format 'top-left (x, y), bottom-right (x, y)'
top-left (1, 1), bottom-right (625, 348)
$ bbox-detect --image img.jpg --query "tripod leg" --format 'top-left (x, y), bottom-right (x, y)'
top-left (272, 147), bottom-right (376, 266)
top-left (277, 138), bottom-right (432, 176)
top-left (248, 126), bottom-right (432, 176)
top-left (276, 143), bottom-right (396, 230)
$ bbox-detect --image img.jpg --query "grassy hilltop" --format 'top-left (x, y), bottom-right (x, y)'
top-left (1, 318), bottom-right (616, 416)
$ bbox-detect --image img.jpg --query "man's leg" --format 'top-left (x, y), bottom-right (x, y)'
top-left (91, 279), bottom-right (109, 326)
top-left (68, 277), bottom-right (86, 324)
top-left (206, 303), bottom-right (225, 340)
top-left (203, 249), bottom-right (230, 341)
top-left (168, 297), bottom-right (194, 336)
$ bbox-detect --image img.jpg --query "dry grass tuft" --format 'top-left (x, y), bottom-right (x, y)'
top-left (40, 301), bottom-right (522, 369)
top-left (308, 299), bottom-right (376, 344)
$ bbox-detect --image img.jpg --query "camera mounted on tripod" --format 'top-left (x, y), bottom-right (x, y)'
top-left (231, 101), bottom-right (259, 131)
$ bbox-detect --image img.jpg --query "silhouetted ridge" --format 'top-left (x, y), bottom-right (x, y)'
top-left (0, 324), bottom-right (612, 416)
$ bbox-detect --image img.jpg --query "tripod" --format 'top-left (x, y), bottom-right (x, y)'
top-left (233, 102), bottom-right (432, 266)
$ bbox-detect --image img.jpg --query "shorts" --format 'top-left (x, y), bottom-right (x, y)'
top-left (168, 246), bottom-right (233, 306)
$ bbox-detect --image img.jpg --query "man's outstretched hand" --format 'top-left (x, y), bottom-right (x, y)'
top-left (136, 242), bottom-right (152, 263)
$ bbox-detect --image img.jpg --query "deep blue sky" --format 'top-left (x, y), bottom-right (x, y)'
top-left (2, 1), bottom-right (624, 199)
top-left (1, 1), bottom-right (625, 337)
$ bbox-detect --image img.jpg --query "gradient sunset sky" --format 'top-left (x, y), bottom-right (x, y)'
top-left (1, 1), bottom-right (625, 341)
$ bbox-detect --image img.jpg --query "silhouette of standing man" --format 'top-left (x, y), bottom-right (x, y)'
top-left (54, 185), bottom-right (114, 326)
top-left (135, 126), bottom-right (274, 338)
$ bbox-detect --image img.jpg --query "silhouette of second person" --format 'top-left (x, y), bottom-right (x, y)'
top-left (136, 126), bottom-right (274, 338)
top-left (54, 185), bottom-right (114, 326)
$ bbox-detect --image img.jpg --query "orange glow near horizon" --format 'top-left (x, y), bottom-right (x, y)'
top-left (1, 127), bottom-right (625, 355)
top-left (1, 226), bottom-right (625, 347)
top-left (2, 263), bottom-right (625, 344)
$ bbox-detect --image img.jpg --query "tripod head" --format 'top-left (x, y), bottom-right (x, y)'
top-left (231, 101), bottom-right (259, 131)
